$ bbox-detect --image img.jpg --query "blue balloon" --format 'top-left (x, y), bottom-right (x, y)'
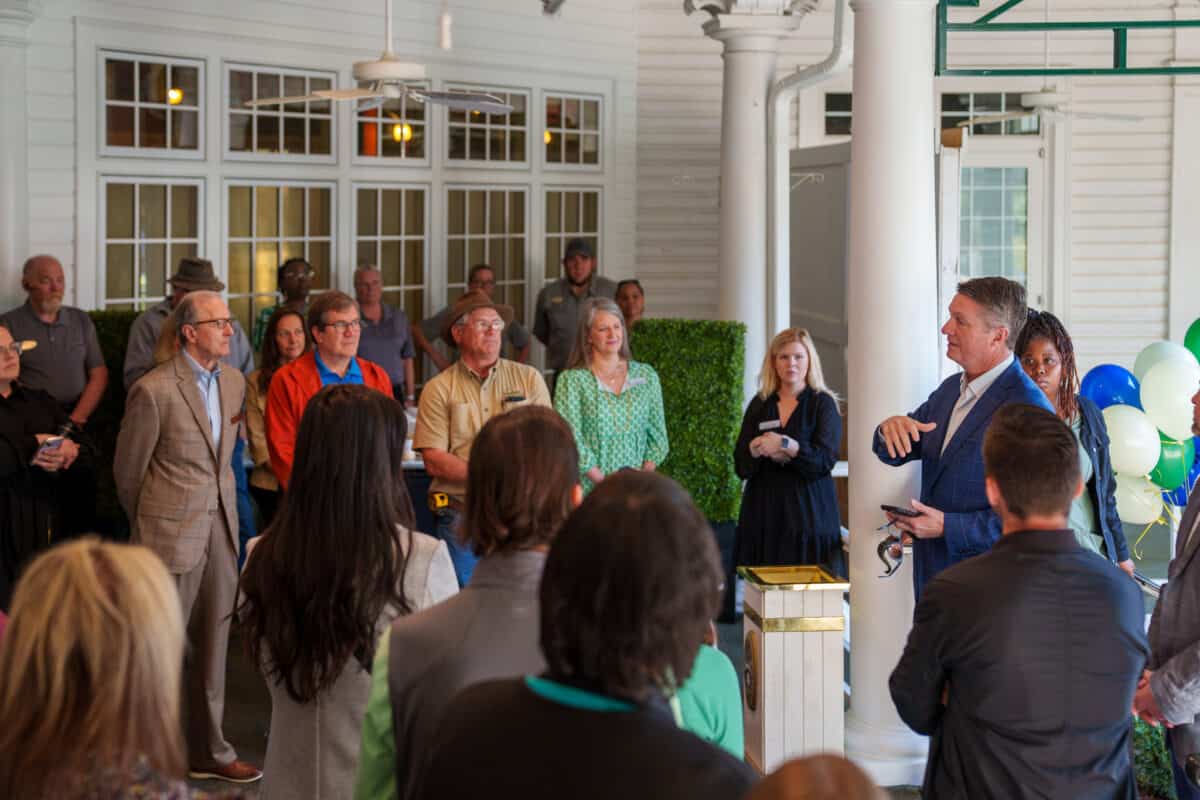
top-left (1080, 364), bottom-right (1142, 410)
top-left (1164, 439), bottom-right (1200, 506)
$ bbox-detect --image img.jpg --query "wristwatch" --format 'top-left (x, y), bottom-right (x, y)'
top-left (779, 435), bottom-right (792, 450)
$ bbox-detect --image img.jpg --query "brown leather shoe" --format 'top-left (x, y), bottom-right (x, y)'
top-left (188, 760), bottom-right (263, 784)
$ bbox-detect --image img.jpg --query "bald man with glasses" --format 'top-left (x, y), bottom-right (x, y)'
top-left (264, 290), bottom-right (392, 488)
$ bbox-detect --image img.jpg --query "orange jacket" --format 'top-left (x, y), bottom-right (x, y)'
top-left (265, 351), bottom-right (393, 489)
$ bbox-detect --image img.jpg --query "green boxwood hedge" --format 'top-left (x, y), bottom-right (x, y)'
top-left (631, 318), bottom-right (745, 523)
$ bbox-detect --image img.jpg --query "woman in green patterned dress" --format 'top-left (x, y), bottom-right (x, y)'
top-left (554, 297), bottom-right (668, 493)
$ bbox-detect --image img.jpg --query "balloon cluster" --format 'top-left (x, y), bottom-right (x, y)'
top-left (1080, 318), bottom-right (1200, 530)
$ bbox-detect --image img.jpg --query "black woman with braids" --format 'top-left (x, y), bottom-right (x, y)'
top-left (1016, 309), bottom-right (1134, 576)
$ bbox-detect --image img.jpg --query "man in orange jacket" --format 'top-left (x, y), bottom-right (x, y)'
top-left (266, 290), bottom-right (392, 488)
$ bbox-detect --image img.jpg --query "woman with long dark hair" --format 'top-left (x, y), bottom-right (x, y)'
top-left (1015, 310), bottom-right (1134, 575)
top-left (245, 307), bottom-right (308, 525)
top-left (238, 385), bottom-right (456, 799)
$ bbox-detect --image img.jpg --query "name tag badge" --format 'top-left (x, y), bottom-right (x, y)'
top-left (628, 377), bottom-right (647, 388)
top-left (550, 296), bottom-right (564, 305)
top-left (759, 420), bottom-right (782, 432)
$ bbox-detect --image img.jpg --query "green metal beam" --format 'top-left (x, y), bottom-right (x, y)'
top-left (941, 66), bottom-right (1200, 77)
top-left (974, 0), bottom-right (1027, 26)
top-left (945, 19), bottom-right (1200, 32)
top-left (1113, 28), bottom-right (1128, 70)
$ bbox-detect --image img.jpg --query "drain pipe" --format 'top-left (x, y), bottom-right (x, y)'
top-left (765, 0), bottom-right (852, 335)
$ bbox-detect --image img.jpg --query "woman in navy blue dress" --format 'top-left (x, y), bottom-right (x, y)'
top-left (734, 328), bottom-right (844, 576)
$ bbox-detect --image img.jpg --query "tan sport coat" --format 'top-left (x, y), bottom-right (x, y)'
top-left (114, 352), bottom-right (244, 573)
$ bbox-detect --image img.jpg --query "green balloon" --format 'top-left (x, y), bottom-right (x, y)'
top-left (1149, 432), bottom-right (1197, 491)
top-left (1187, 317), bottom-right (1200, 364)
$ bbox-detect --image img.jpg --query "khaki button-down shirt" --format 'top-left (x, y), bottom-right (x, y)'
top-left (413, 358), bottom-right (551, 502)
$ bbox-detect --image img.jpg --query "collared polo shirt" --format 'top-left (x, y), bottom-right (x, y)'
top-left (412, 358), bottom-right (551, 503)
top-left (532, 276), bottom-right (618, 374)
top-left (941, 353), bottom-right (1014, 454)
top-left (357, 304), bottom-right (416, 391)
top-left (314, 350), bottom-right (365, 386)
top-left (0, 301), bottom-right (104, 405)
top-left (181, 349), bottom-right (222, 450)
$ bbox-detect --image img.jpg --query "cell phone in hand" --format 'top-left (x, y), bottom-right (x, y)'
top-left (32, 436), bottom-right (64, 464)
top-left (881, 503), bottom-right (922, 518)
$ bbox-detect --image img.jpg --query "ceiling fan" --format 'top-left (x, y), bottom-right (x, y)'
top-left (243, 0), bottom-right (513, 116)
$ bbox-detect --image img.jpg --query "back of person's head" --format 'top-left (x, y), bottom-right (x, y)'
top-left (0, 539), bottom-right (185, 798)
top-left (540, 471), bottom-right (723, 703)
top-left (956, 277), bottom-right (1028, 351)
top-left (238, 384), bottom-right (415, 703)
top-left (747, 755), bottom-right (885, 800)
top-left (465, 406), bottom-right (580, 557)
top-left (984, 403), bottom-right (1081, 520)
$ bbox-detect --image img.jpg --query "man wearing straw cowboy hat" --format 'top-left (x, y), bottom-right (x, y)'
top-left (123, 257), bottom-right (254, 390)
top-left (413, 289), bottom-right (551, 586)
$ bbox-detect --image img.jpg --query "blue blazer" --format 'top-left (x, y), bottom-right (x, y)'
top-left (873, 358), bottom-right (1052, 596)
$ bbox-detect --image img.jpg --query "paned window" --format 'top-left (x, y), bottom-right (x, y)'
top-left (354, 185), bottom-right (428, 333)
top-left (446, 188), bottom-right (527, 320)
top-left (941, 92), bottom-right (1040, 135)
top-left (447, 86), bottom-right (529, 163)
top-left (356, 90), bottom-right (427, 161)
top-left (226, 65), bottom-right (335, 159)
top-left (959, 167), bottom-right (1028, 283)
top-left (544, 188), bottom-right (600, 284)
top-left (824, 93), bottom-right (852, 136)
top-left (102, 52), bottom-right (202, 156)
top-left (544, 93), bottom-right (600, 167)
top-left (226, 182), bottom-right (334, 335)
top-left (102, 178), bottom-right (202, 309)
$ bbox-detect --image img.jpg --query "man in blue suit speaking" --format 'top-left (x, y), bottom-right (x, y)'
top-left (874, 277), bottom-right (1052, 597)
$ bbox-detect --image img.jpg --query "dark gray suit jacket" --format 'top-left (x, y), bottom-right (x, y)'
top-left (387, 549), bottom-right (548, 800)
top-left (890, 529), bottom-right (1148, 799)
top-left (1149, 489), bottom-right (1200, 762)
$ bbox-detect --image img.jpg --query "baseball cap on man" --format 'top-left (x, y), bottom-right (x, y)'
top-left (563, 239), bottom-right (594, 261)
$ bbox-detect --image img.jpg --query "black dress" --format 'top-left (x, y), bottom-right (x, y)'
top-left (0, 384), bottom-right (68, 610)
top-left (734, 387), bottom-right (843, 574)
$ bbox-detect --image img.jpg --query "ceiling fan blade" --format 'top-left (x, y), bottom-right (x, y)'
top-left (357, 97), bottom-right (387, 114)
top-left (956, 111), bottom-right (1034, 128)
top-left (411, 90), bottom-right (514, 115)
top-left (1065, 110), bottom-right (1143, 123)
top-left (244, 94), bottom-right (322, 108)
top-left (315, 87), bottom-right (383, 101)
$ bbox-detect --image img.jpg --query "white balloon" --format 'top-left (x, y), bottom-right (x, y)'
top-left (1141, 359), bottom-right (1200, 441)
top-left (1134, 341), bottom-right (1199, 381)
top-left (1103, 404), bottom-right (1161, 477)
top-left (1114, 474), bottom-right (1163, 526)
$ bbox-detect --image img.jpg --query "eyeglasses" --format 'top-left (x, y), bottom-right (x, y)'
top-left (190, 318), bottom-right (234, 330)
top-left (0, 343), bottom-right (22, 356)
top-left (283, 269), bottom-right (316, 280)
top-left (322, 319), bottom-right (362, 333)
top-left (457, 319), bottom-right (505, 333)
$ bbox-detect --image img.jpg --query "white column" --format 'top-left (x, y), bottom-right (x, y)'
top-left (844, 0), bottom-right (939, 786)
top-left (702, 13), bottom-right (800, 401)
top-left (1168, 1), bottom-right (1200, 342)
top-left (0, 1), bottom-right (33, 310)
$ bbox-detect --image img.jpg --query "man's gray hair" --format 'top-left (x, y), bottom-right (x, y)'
top-left (173, 290), bottom-right (222, 345)
top-left (956, 277), bottom-right (1028, 351)
top-left (354, 263), bottom-right (381, 278)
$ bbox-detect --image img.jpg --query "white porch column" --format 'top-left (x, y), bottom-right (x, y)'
top-left (688, 2), bottom-right (805, 401)
top-left (0, 1), bottom-right (33, 309)
top-left (844, 0), bottom-right (939, 787)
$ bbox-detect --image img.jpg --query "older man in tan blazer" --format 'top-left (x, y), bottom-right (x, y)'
top-left (114, 290), bottom-right (261, 785)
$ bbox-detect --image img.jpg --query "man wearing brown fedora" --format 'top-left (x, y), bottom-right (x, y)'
top-left (122, 257), bottom-right (254, 390)
top-left (412, 289), bottom-right (551, 585)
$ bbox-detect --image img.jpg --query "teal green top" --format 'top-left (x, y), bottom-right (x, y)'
top-left (1067, 416), bottom-right (1105, 555)
top-left (673, 644), bottom-right (744, 758)
top-left (252, 304), bottom-right (279, 352)
top-left (352, 638), bottom-right (740, 800)
top-left (553, 361), bottom-right (669, 492)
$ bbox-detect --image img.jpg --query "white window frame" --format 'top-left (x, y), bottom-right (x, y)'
top-left (222, 62), bottom-right (338, 164)
top-left (98, 50), bottom-right (206, 160)
top-left (98, 175), bottom-right (205, 308)
top-left (352, 182), bottom-right (431, 317)
top-left (444, 184), bottom-right (531, 319)
top-left (350, 82), bottom-right (432, 168)
top-left (444, 84), bottom-right (531, 169)
top-left (542, 91), bottom-right (603, 172)
top-left (222, 179), bottom-right (337, 333)
top-left (543, 186), bottom-right (603, 286)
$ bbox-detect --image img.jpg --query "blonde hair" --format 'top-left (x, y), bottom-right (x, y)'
top-left (153, 315), bottom-right (180, 366)
top-left (758, 327), bottom-right (840, 408)
top-left (564, 297), bottom-right (633, 371)
top-left (0, 539), bottom-right (186, 798)
top-left (746, 754), bottom-right (886, 800)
